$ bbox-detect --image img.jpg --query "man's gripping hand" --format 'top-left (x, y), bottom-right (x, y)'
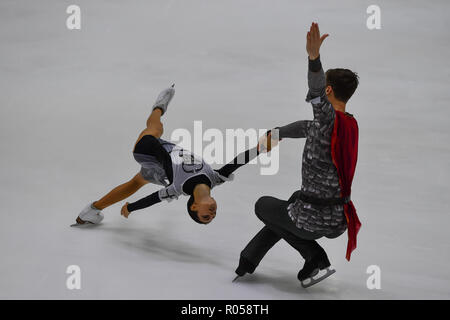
top-left (306, 22), bottom-right (329, 60)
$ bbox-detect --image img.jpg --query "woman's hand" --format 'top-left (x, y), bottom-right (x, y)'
top-left (121, 202), bottom-right (131, 218)
top-left (257, 131), bottom-right (280, 153)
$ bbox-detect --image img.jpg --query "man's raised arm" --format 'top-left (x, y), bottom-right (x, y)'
top-left (305, 22), bottom-right (334, 123)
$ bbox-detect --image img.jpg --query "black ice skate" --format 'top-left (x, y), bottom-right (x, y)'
top-left (298, 253), bottom-right (335, 288)
top-left (233, 256), bottom-right (256, 282)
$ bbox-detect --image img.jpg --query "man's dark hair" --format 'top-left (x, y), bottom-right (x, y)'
top-left (325, 68), bottom-right (359, 103)
top-left (187, 195), bottom-right (205, 224)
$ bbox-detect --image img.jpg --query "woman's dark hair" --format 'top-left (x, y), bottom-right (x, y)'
top-left (187, 195), bottom-right (205, 224)
top-left (325, 68), bottom-right (359, 103)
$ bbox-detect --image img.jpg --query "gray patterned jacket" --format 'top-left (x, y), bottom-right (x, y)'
top-left (279, 61), bottom-right (347, 238)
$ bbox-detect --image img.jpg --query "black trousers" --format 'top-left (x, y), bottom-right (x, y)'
top-left (241, 191), bottom-right (326, 269)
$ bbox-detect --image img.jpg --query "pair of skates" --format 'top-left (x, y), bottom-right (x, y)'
top-left (71, 85), bottom-right (176, 227)
top-left (233, 254), bottom-right (336, 289)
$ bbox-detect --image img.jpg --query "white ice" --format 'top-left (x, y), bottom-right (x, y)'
top-left (1, 0), bottom-right (449, 299)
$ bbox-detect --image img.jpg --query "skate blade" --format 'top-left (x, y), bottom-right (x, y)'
top-left (301, 267), bottom-right (336, 288)
top-left (70, 222), bottom-right (98, 228)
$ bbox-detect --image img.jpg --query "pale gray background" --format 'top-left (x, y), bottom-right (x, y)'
top-left (0, 0), bottom-right (449, 299)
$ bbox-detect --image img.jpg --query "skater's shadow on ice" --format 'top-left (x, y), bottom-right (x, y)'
top-left (97, 225), bottom-right (224, 267)
top-left (236, 272), bottom-right (341, 297)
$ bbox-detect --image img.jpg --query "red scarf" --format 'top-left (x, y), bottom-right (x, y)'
top-left (331, 110), bottom-right (361, 261)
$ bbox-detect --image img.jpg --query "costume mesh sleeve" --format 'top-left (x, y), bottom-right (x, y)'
top-left (127, 191), bottom-right (161, 212)
top-left (216, 146), bottom-right (259, 178)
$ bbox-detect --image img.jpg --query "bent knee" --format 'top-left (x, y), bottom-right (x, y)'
top-left (254, 196), bottom-right (270, 217)
top-left (137, 126), bottom-right (163, 143)
top-left (145, 121), bottom-right (164, 137)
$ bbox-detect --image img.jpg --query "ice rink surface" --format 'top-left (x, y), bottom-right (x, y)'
top-left (1, 0), bottom-right (449, 299)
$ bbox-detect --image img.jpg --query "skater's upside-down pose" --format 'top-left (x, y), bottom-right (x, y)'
top-left (75, 85), bottom-right (260, 226)
top-left (234, 22), bottom-right (361, 288)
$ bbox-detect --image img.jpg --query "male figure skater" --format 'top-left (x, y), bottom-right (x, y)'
top-left (74, 85), bottom-right (259, 226)
top-left (234, 22), bottom-right (361, 288)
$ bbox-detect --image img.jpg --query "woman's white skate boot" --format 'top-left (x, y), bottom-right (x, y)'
top-left (152, 84), bottom-right (175, 115)
top-left (72, 202), bottom-right (104, 227)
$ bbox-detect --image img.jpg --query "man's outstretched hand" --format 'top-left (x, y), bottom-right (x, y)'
top-left (306, 22), bottom-right (329, 60)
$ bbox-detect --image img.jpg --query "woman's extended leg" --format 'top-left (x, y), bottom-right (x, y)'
top-left (133, 83), bottom-right (175, 148)
top-left (74, 86), bottom-right (174, 225)
top-left (93, 172), bottom-right (149, 210)
top-left (93, 106), bottom-right (165, 211)
top-left (134, 108), bottom-right (164, 150)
